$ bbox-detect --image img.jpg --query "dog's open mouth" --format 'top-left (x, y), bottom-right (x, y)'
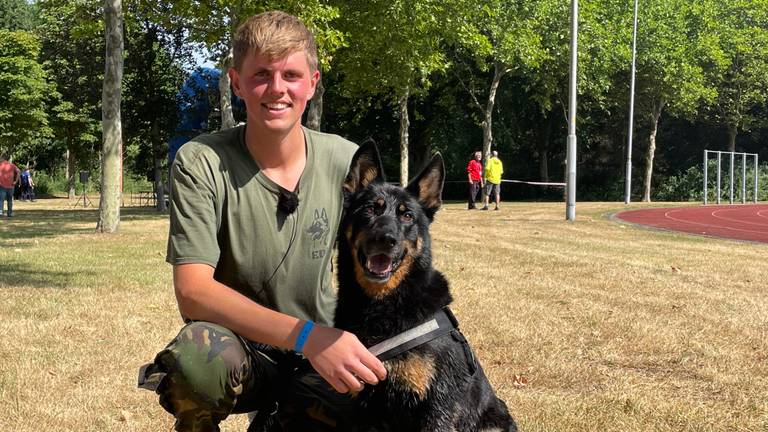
top-left (358, 250), bottom-right (403, 280)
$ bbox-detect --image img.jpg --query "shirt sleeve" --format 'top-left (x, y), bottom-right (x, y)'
top-left (166, 156), bottom-right (220, 267)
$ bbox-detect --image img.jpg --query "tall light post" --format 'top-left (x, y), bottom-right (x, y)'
top-left (625, 0), bottom-right (639, 204)
top-left (566, 0), bottom-right (579, 221)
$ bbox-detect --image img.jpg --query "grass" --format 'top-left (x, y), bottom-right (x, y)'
top-left (1, 198), bottom-right (766, 431)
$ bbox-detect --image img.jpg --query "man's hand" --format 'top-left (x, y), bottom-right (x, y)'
top-left (302, 325), bottom-right (387, 394)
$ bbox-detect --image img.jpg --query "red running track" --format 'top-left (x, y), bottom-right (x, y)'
top-left (615, 204), bottom-right (768, 244)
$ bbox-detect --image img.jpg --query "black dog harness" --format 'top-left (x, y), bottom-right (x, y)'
top-left (368, 307), bottom-right (460, 362)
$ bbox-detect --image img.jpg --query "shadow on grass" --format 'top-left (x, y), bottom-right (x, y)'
top-left (0, 207), bottom-right (168, 241)
top-left (0, 261), bottom-right (86, 289)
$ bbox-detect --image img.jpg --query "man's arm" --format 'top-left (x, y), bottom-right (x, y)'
top-left (174, 263), bottom-right (387, 394)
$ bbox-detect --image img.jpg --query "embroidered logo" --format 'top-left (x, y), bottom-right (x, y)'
top-left (307, 208), bottom-right (330, 259)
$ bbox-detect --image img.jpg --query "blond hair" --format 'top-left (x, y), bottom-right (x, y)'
top-left (233, 11), bottom-right (318, 72)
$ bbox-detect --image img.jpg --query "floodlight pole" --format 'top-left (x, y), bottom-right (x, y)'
top-left (625, 0), bottom-right (639, 205)
top-left (566, 0), bottom-right (578, 221)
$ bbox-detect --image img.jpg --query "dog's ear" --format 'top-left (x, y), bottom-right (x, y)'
top-left (406, 153), bottom-right (444, 220)
top-left (343, 141), bottom-right (386, 195)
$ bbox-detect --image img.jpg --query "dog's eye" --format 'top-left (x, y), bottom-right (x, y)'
top-left (355, 204), bottom-right (374, 217)
top-left (401, 211), bottom-right (414, 222)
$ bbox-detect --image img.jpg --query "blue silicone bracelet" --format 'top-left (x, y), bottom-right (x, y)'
top-left (294, 320), bottom-right (315, 353)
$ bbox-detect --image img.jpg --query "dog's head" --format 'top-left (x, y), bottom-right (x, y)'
top-left (341, 143), bottom-right (444, 299)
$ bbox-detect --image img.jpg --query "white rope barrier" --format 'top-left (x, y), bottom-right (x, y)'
top-left (445, 179), bottom-right (566, 187)
top-left (501, 179), bottom-right (566, 187)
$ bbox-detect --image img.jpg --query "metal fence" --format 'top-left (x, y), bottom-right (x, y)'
top-left (703, 150), bottom-right (759, 205)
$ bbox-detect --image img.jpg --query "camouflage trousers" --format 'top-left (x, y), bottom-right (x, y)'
top-left (138, 321), bottom-right (356, 432)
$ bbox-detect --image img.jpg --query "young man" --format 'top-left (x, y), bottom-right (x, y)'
top-left (138, 11), bottom-right (386, 431)
top-left (482, 150), bottom-right (504, 211)
top-left (466, 151), bottom-right (483, 209)
top-left (0, 154), bottom-right (20, 217)
top-left (20, 165), bottom-right (35, 201)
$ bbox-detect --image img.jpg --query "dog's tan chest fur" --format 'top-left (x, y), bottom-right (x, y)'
top-left (385, 352), bottom-right (436, 400)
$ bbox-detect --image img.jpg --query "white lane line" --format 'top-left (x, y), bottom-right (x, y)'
top-left (711, 209), bottom-right (768, 227)
top-left (663, 208), bottom-right (768, 235)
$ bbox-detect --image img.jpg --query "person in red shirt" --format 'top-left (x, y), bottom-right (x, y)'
top-left (466, 150), bottom-right (483, 209)
top-left (0, 154), bottom-right (20, 217)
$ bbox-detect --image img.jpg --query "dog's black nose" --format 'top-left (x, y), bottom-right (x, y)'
top-left (371, 230), bottom-right (397, 248)
top-left (370, 217), bottom-right (399, 250)
top-left (369, 217), bottom-right (398, 249)
top-left (382, 233), bottom-right (397, 247)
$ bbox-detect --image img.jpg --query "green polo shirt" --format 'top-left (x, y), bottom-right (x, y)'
top-left (166, 125), bottom-right (357, 326)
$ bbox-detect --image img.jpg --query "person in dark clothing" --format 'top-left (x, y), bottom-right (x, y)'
top-left (20, 166), bottom-right (35, 201)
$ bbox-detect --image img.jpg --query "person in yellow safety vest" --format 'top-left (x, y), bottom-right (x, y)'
top-left (482, 150), bottom-right (504, 211)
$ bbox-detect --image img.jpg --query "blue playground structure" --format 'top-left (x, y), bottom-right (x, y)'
top-left (169, 67), bottom-right (224, 165)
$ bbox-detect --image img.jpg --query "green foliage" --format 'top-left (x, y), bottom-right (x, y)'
top-left (333, 0), bottom-right (451, 101)
top-left (122, 2), bottom-right (190, 182)
top-left (635, 0), bottom-right (718, 118)
top-left (704, 0), bottom-right (768, 137)
top-left (655, 165), bottom-right (705, 201)
top-left (159, 0), bottom-right (345, 68)
top-left (31, 169), bottom-right (68, 196)
top-left (7, 0), bottom-right (768, 202)
top-left (32, 167), bottom-right (154, 196)
top-left (37, 0), bottom-right (103, 174)
top-left (656, 161), bottom-right (768, 202)
top-left (0, 0), bottom-right (37, 30)
top-left (0, 29), bottom-right (51, 155)
top-left (456, 0), bottom-right (549, 73)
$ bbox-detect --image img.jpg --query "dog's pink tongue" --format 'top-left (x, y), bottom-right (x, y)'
top-left (366, 254), bottom-right (393, 275)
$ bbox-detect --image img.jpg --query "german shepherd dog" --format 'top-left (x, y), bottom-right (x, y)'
top-left (335, 143), bottom-right (517, 431)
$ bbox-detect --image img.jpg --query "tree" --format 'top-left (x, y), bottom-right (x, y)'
top-left (97, 0), bottom-right (123, 233)
top-left (454, 0), bottom-right (629, 186)
top-left (123, 2), bottom-right (190, 211)
top-left (449, 0), bottom-right (546, 166)
top-left (0, 0), bottom-right (36, 31)
top-left (334, 0), bottom-right (450, 185)
top-left (0, 29), bottom-right (51, 157)
top-left (707, 0), bottom-right (768, 152)
top-left (37, 0), bottom-right (103, 198)
top-left (634, 0), bottom-right (717, 201)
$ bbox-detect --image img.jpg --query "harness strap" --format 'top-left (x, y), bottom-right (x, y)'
top-left (369, 307), bottom-right (459, 362)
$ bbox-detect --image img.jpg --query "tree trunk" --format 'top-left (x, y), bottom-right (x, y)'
top-left (66, 146), bottom-right (76, 199)
top-left (154, 156), bottom-right (166, 212)
top-left (399, 89), bottom-right (410, 186)
top-left (482, 62), bottom-right (508, 163)
top-left (538, 114), bottom-right (553, 182)
top-left (538, 148), bottom-right (549, 182)
top-left (306, 77), bottom-right (324, 131)
top-left (97, 0), bottom-right (123, 233)
top-left (726, 122), bottom-right (737, 152)
top-left (151, 123), bottom-right (166, 212)
top-left (219, 47), bottom-right (236, 130)
top-left (642, 101), bottom-right (665, 203)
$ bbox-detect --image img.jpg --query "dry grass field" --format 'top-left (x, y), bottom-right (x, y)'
top-left (1, 198), bottom-right (766, 431)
